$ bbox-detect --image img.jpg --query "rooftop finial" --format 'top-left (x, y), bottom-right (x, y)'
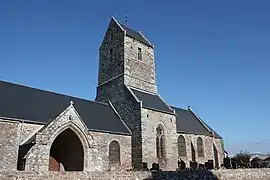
top-left (70, 101), bottom-right (74, 106)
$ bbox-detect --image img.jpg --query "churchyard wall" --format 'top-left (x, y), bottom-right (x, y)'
top-left (1, 168), bottom-right (270, 180)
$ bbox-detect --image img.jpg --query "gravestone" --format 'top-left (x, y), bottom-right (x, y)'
top-left (150, 163), bottom-right (159, 171)
top-left (142, 162), bottom-right (149, 171)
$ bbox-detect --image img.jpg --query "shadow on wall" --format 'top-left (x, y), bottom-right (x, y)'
top-left (144, 170), bottom-right (219, 180)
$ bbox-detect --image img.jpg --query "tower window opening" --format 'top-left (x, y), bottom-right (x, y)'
top-left (138, 47), bottom-right (142, 60)
top-left (110, 49), bottom-right (113, 61)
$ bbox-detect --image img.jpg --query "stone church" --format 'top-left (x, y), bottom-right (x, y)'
top-left (0, 17), bottom-right (224, 173)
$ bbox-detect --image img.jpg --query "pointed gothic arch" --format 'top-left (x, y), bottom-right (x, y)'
top-left (156, 124), bottom-right (166, 161)
top-left (49, 128), bottom-right (84, 171)
top-left (197, 137), bottom-right (204, 157)
top-left (178, 135), bottom-right (187, 157)
top-left (46, 122), bottom-right (91, 172)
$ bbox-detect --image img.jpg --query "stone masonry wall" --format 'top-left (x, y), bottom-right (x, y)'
top-left (0, 120), bottom-right (20, 170)
top-left (20, 122), bottom-right (43, 143)
top-left (98, 18), bottom-right (125, 85)
top-left (1, 169), bottom-right (270, 180)
top-left (141, 108), bottom-right (178, 170)
top-left (124, 36), bottom-right (157, 93)
top-left (96, 79), bottom-right (143, 169)
top-left (178, 133), bottom-right (224, 168)
top-left (88, 131), bottom-right (131, 172)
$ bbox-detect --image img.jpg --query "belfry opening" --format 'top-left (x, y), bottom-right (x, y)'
top-left (49, 128), bottom-right (84, 171)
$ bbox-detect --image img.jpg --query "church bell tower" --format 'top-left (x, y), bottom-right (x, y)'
top-left (97, 17), bottom-right (157, 94)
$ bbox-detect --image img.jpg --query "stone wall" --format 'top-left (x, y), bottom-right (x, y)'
top-left (96, 79), bottom-right (143, 169)
top-left (0, 170), bottom-right (151, 180)
top-left (20, 122), bottom-right (43, 144)
top-left (213, 168), bottom-right (270, 180)
top-left (178, 133), bottom-right (224, 168)
top-left (124, 36), bottom-right (157, 93)
top-left (141, 108), bottom-right (178, 170)
top-left (88, 131), bottom-right (132, 171)
top-left (98, 17), bottom-right (125, 85)
top-left (0, 120), bottom-right (20, 170)
top-left (1, 169), bottom-right (270, 180)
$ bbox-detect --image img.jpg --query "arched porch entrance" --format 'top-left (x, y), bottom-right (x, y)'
top-left (49, 128), bottom-right (84, 171)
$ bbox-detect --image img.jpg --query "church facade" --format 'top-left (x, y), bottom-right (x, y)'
top-left (0, 17), bottom-right (224, 173)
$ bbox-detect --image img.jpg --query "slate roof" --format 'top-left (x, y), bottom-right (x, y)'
top-left (120, 23), bottom-right (152, 47)
top-left (130, 88), bottom-right (174, 114)
top-left (0, 80), bottom-right (131, 135)
top-left (171, 106), bottom-right (222, 138)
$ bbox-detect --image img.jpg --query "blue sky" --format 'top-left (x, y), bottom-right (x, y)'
top-left (1, 0), bottom-right (269, 155)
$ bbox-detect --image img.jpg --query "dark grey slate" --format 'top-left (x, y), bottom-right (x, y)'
top-left (120, 23), bottom-right (152, 47)
top-left (171, 106), bottom-right (222, 138)
top-left (130, 88), bottom-right (174, 114)
top-left (0, 80), bottom-right (131, 135)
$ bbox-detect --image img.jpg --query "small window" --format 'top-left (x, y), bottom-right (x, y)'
top-left (197, 137), bottom-right (204, 157)
top-left (138, 47), bottom-right (142, 60)
top-left (178, 135), bottom-right (187, 157)
top-left (109, 32), bottom-right (113, 41)
top-left (109, 141), bottom-right (120, 165)
top-left (110, 49), bottom-right (113, 61)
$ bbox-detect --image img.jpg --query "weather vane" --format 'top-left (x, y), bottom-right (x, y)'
top-left (125, 14), bottom-right (128, 24)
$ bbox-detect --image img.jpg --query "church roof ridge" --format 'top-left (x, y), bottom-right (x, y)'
top-left (117, 22), bottom-right (153, 47)
top-left (0, 80), bottom-right (107, 106)
top-left (171, 105), bottom-right (222, 139)
top-left (0, 80), bottom-right (131, 135)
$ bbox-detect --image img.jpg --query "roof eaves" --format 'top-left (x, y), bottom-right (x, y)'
top-left (0, 116), bottom-right (46, 125)
top-left (88, 128), bottom-right (132, 136)
top-left (177, 130), bottom-right (208, 136)
top-left (142, 106), bottom-right (175, 115)
top-left (129, 86), bottom-right (156, 95)
top-left (177, 130), bottom-right (221, 139)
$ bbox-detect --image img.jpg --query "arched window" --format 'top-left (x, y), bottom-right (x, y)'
top-left (178, 135), bottom-right (186, 157)
top-left (109, 141), bottom-right (120, 165)
top-left (197, 137), bottom-right (204, 157)
top-left (156, 125), bottom-right (165, 159)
